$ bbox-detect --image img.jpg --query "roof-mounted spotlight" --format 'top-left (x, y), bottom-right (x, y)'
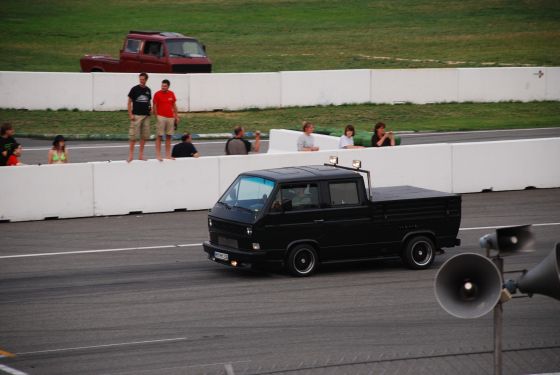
top-left (352, 160), bottom-right (362, 169)
top-left (328, 156), bottom-right (338, 165)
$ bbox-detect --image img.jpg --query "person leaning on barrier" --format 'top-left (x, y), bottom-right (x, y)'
top-left (127, 72), bottom-right (152, 162)
top-left (0, 122), bottom-right (17, 167)
top-left (371, 122), bottom-right (396, 147)
top-left (297, 121), bottom-right (319, 152)
top-left (172, 133), bottom-right (199, 158)
top-left (339, 124), bottom-right (364, 149)
top-left (225, 126), bottom-right (261, 155)
top-left (48, 135), bottom-right (69, 164)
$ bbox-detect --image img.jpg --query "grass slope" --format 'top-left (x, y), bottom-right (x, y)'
top-left (2, 101), bottom-right (559, 137)
top-left (1, 0), bottom-right (559, 72)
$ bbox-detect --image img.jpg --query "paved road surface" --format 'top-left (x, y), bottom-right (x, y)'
top-left (1, 189), bottom-right (559, 374)
top-left (15, 127), bottom-right (560, 165)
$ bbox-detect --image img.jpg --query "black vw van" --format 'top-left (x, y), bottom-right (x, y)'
top-left (203, 165), bottom-right (461, 276)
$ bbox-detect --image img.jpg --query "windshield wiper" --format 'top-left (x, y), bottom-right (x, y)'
top-left (233, 205), bottom-right (255, 214)
top-left (172, 53), bottom-right (193, 58)
top-left (217, 201), bottom-right (232, 209)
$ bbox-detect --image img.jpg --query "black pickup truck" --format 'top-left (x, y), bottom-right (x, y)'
top-left (203, 164), bottom-right (461, 276)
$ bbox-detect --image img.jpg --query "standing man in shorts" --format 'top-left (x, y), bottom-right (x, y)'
top-left (152, 79), bottom-right (179, 160)
top-left (127, 72), bottom-right (152, 162)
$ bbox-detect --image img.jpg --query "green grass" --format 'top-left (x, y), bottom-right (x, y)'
top-left (1, 0), bottom-right (559, 72)
top-left (2, 101), bottom-right (559, 138)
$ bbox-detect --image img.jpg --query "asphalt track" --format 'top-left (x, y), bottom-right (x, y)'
top-left (1, 188), bottom-right (559, 375)
top-left (15, 127), bottom-right (560, 165)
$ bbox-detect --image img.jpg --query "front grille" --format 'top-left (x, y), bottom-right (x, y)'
top-left (172, 64), bottom-right (212, 73)
top-left (212, 219), bottom-right (245, 235)
top-left (218, 236), bottom-right (238, 248)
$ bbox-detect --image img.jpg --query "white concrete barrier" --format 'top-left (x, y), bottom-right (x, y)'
top-left (336, 145), bottom-right (453, 192)
top-left (1, 68), bottom-right (559, 112)
top-left (280, 69), bottom-right (371, 107)
top-left (0, 163), bottom-right (94, 221)
top-left (93, 72), bottom-right (190, 111)
top-left (267, 129), bottom-right (340, 153)
top-left (92, 157), bottom-right (220, 216)
top-left (371, 68), bottom-right (459, 104)
top-left (0, 72), bottom-right (93, 110)
top-left (451, 138), bottom-right (560, 193)
top-left (458, 67), bottom-right (547, 102)
top-left (1, 133), bottom-right (559, 222)
top-left (545, 67), bottom-right (560, 101)
top-left (189, 73), bottom-right (281, 111)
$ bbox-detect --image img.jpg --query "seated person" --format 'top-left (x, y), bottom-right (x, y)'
top-left (339, 124), bottom-right (364, 149)
top-left (297, 121), bottom-right (319, 151)
top-left (172, 133), bottom-right (199, 158)
top-left (371, 122), bottom-right (396, 147)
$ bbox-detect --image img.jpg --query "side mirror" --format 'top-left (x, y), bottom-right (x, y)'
top-left (202, 44), bottom-right (207, 53)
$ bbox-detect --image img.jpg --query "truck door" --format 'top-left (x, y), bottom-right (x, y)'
top-left (262, 182), bottom-right (325, 252)
top-left (140, 41), bottom-right (168, 73)
top-left (320, 180), bottom-right (373, 260)
top-left (120, 38), bottom-right (142, 72)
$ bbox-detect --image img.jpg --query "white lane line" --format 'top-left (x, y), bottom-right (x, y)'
top-left (1, 222), bottom-right (558, 259)
top-left (24, 140), bottom-right (269, 152)
top-left (15, 337), bottom-right (188, 356)
top-left (459, 222), bottom-right (560, 231)
top-left (0, 243), bottom-right (202, 259)
top-left (110, 360), bottom-right (251, 374)
top-left (0, 364), bottom-right (28, 375)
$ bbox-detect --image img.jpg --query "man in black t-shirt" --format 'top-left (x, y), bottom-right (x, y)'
top-left (172, 133), bottom-right (199, 158)
top-left (0, 123), bottom-right (17, 167)
top-left (127, 72), bottom-right (152, 162)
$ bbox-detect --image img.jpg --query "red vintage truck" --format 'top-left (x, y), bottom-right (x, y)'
top-left (80, 31), bottom-right (212, 74)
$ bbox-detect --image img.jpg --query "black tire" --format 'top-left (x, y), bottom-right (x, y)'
top-left (286, 244), bottom-right (318, 277)
top-left (402, 235), bottom-right (435, 270)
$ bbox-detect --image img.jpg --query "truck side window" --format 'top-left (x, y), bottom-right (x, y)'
top-left (329, 182), bottom-right (360, 206)
top-left (278, 183), bottom-right (319, 212)
top-left (144, 41), bottom-right (162, 57)
top-left (124, 39), bottom-right (141, 53)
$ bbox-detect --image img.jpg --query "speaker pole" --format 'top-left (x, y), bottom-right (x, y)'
top-left (493, 256), bottom-right (504, 375)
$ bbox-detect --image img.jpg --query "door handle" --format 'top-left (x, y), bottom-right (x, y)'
top-left (314, 219), bottom-right (325, 223)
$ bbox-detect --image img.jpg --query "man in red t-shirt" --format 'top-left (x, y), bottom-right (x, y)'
top-left (152, 79), bottom-right (179, 160)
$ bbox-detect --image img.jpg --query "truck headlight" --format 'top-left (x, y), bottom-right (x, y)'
top-left (208, 218), bottom-right (213, 227)
top-left (246, 227), bottom-right (252, 235)
top-left (252, 243), bottom-right (260, 250)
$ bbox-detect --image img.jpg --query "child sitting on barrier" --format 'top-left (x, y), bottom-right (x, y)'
top-left (339, 124), bottom-right (365, 149)
top-left (6, 143), bottom-right (23, 166)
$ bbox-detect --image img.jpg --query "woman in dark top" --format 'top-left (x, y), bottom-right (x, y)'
top-left (371, 122), bottom-right (396, 147)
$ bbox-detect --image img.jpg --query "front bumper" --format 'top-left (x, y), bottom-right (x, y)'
top-left (203, 241), bottom-right (283, 267)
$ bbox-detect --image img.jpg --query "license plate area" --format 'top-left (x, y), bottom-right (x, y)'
top-left (214, 251), bottom-right (229, 261)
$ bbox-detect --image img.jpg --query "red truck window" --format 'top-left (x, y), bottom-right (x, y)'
top-left (143, 41), bottom-right (163, 57)
top-left (124, 39), bottom-right (141, 53)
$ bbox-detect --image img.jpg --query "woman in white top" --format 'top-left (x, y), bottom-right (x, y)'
top-left (338, 124), bottom-right (364, 149)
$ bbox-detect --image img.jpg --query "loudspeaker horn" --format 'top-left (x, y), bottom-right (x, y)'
top-left (517, 243), bottom-right (560, 301)
top-left (479, 224), bottom-right (535, 255)
top-left (435, 253), bottom-right (502, 319)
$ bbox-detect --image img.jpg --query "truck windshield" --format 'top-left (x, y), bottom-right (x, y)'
top-left (166, 39), bottom-right (206, 58)
top-left (219, 176), bottom-right (275, 213)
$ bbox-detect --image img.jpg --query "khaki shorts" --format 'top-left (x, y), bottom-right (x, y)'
top-left (156, 116), bottom-right (175, 136)
top-left (129, 115), bottom-right (151, 141)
